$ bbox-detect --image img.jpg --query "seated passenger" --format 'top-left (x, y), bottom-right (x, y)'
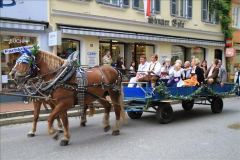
top-left (167, 63), bottom-right (185, 87)
top-left (184, 58), bottom-right (204, 86)
top-left (217, 59), bottom-right (227, 87)
top-left (128, 56), bottom-right (148, 87)
top-left (160, 59), bottom-right (174, 79)
top-left (183, 61), bottom-right (192, 79)
top-left (204, 59), bottom-right (219, 85)
top-left (138, 54), bottom-right (161, 88)
top-left (175, 59), bottom-right (183, 68)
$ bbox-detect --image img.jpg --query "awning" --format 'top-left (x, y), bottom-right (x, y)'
top-left (60, 26), bottom-right (225, 47)
top-left (0, 18), bottom-right (48, 31)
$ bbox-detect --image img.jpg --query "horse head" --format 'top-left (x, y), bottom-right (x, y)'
top-left (9, 48), bottom-right (38, 88)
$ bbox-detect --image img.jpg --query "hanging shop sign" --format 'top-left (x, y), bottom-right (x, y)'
top-left (148, 18), bottom-right (184, 28)
top-left (225, 47), bottom-right (236, 57)
top-left (160, 54), bottom-right (168, 64)
top-left (48, 31), bottom-right (62, 46)
top-left (4, 45), bottom-right (34, 54)
top-left (87, 51), bottom-right (97, 67)
top-left (225, 39), bottom-right (233, 46)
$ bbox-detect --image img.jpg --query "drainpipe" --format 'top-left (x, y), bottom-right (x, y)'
top-left (47, 0), bottom-right (57, 55)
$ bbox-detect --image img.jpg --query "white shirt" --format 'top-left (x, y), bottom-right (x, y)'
top-left (137, 62), bottom-right (149, 78)
top-left (103, 55), bottom-right (111, 65)
top-left (148, 61), bottom-right (161, 76)
top-left (170, 68), bottom-right (185, 78)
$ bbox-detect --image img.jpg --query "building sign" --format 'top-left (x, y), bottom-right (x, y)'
top-left (87, 51), bottom-right (97, 67)
top-left (225, 47), bottom-right (236, 57)
top-left (225, 39), bottom-right (233, 46)
top-left (0, 0), bottom-right (16, 8)
top-left (148, 18), bottom-right (184, 28)
top-left (9, 38), bottom-right (30, 44)
top-left (4, 45), bottom-right (34, 54)
top-left (48, 31), bottom-right (62, 46)
top-left (171, 52), bottom-right (183, 56)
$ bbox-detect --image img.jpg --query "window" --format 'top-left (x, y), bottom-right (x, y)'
top-left (133, 0), bottom-right (160, 13)
top-left (171, 46), bottom-right (185, 66)
top-left (96, 0), bottom-right (130, 7)
top-left (171, 0), bottom-right (192, 19)
top-left (57, 39), bottom-right (80, 63)
top-left (202, 0), bottom-right (219, 24)
top-left (232, 6), bottom-right (240, 28)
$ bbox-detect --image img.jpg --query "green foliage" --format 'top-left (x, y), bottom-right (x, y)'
top-left (28, 43), bottom-right (39, 65)
top-left (144, 82), bottom-right (238, 110)
top-left (209, 0), bottom-right (236, 39)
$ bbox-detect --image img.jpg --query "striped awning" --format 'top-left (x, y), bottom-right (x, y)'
top-left (0, 21), bottom-right (46, 30)
top-left (60, 27), bottom-right (225, 47)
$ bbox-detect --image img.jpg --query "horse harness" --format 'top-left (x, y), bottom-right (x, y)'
top-left (18, 51), bottom-right (122, 116)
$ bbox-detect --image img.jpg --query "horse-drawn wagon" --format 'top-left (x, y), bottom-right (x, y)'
top-left (123, 81), bottom-right (237, 124)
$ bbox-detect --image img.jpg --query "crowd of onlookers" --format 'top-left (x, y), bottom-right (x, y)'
top-left (102, 51), bottom-right (240, 95)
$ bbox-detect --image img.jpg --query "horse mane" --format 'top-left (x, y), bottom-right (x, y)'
top-left (38, 50), bottom-right (66, 70)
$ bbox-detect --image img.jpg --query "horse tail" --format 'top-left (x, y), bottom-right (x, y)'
top-left (88, 107), bottom-right (95, 117)
top-left (119, 85), bottom-right (127, 124)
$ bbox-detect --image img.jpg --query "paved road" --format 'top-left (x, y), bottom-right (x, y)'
top-left (1, 97), bottom-right (240, 160)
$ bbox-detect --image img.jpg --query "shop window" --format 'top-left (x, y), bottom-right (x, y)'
top-left (99, 40), bottom-right (124, 66)
top-left (0, 35), bottom-right (37, 90)
top-left (132, 44), bottom-right (154, 67)
top-left (171, 45), bottom-right (185, 66)
top-left (171, 0), bottom-right (192, 19)
top-left (201, 0), bottom-right (219, 24)
top-left (133, 0), bottom-right (161, 13)
top-left (189, 47), bottom-right (205, 63)
top-left (57, 39), bottom-right (80, 63)
top-left (232, 6), bottom-right (240, 28)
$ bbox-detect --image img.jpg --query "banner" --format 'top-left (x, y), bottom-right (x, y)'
top-left (4, 45), bottom-right (34, 54)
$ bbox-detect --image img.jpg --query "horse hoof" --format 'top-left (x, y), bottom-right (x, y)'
top-left (58, 130), bottom-right (64, 133)
top-left (112, 130), bottom-right (120, 136)
top-left (60, 140), bottom-right (69, 146)
top-left (52, 132), bottom-right (59, 140)
top-left (80, 122), bottom-right (86, 127)
top-left (27, 134), bottom-right (35, 137)
top-left (104, 126), bottom-right (110, 132)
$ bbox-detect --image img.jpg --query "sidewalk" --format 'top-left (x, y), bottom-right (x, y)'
top-left (0, 102), bottom-right (46, 113)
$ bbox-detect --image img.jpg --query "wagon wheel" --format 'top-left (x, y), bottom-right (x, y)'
top-left (156, 103), bottom-right (173, 124)
top-left (182, 100), bottom-right (194, 111)
top-left (127, 111), bottom-right (143, 119)
top-left (211, 97), bottom-right (223, 113)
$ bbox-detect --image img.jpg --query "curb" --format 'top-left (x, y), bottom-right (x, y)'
top-left (0, 108), bottom-right (105, 127)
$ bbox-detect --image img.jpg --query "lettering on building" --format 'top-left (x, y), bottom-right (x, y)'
top-left (148, 18), bottom-right (184, 28)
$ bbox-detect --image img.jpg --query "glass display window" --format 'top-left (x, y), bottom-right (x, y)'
top-left (1, 35), bottom-right (37, 90)
top-left (171, 45), bottom-right (185, 66)
top-left (57, 39), bottom-right (80, 64)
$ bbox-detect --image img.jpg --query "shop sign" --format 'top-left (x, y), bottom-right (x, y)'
top-left (87, 51), bottom-right (97, 67)
top-left (225, 39), bottom-right (233, 46)
top-left (0, 0), bottom-right (16, 8)
top-left (9, 38), bottom-right (29, 44)
top-left (148, 18), bottom-right (184, 28)
top-left (171, 52), bottom-right (183, 56)
top-left (1, 75), bottom-right (8, 83)
top-left (225, 47), bottom-right (236, 57)
top-left (48, 31), bottom-right (62, 46)
top-left (4, 45), bottom-right (34, 54)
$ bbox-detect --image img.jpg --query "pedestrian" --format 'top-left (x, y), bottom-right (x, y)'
top-left (102, 50), bottom-right (112, 65)
top-left (234, 65), bottom-right (240, 97)
top-left (117, 57), bottom-right (126, 74)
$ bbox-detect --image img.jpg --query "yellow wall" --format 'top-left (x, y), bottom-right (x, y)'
top-left (50, 0), bottom-right (223, 40)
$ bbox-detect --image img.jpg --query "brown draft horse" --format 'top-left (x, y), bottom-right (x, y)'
top-left (11, 50), bottom-right (127, 146)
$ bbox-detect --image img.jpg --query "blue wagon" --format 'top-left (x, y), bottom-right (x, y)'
top-left (123, 81), bottom-right (237, 124)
